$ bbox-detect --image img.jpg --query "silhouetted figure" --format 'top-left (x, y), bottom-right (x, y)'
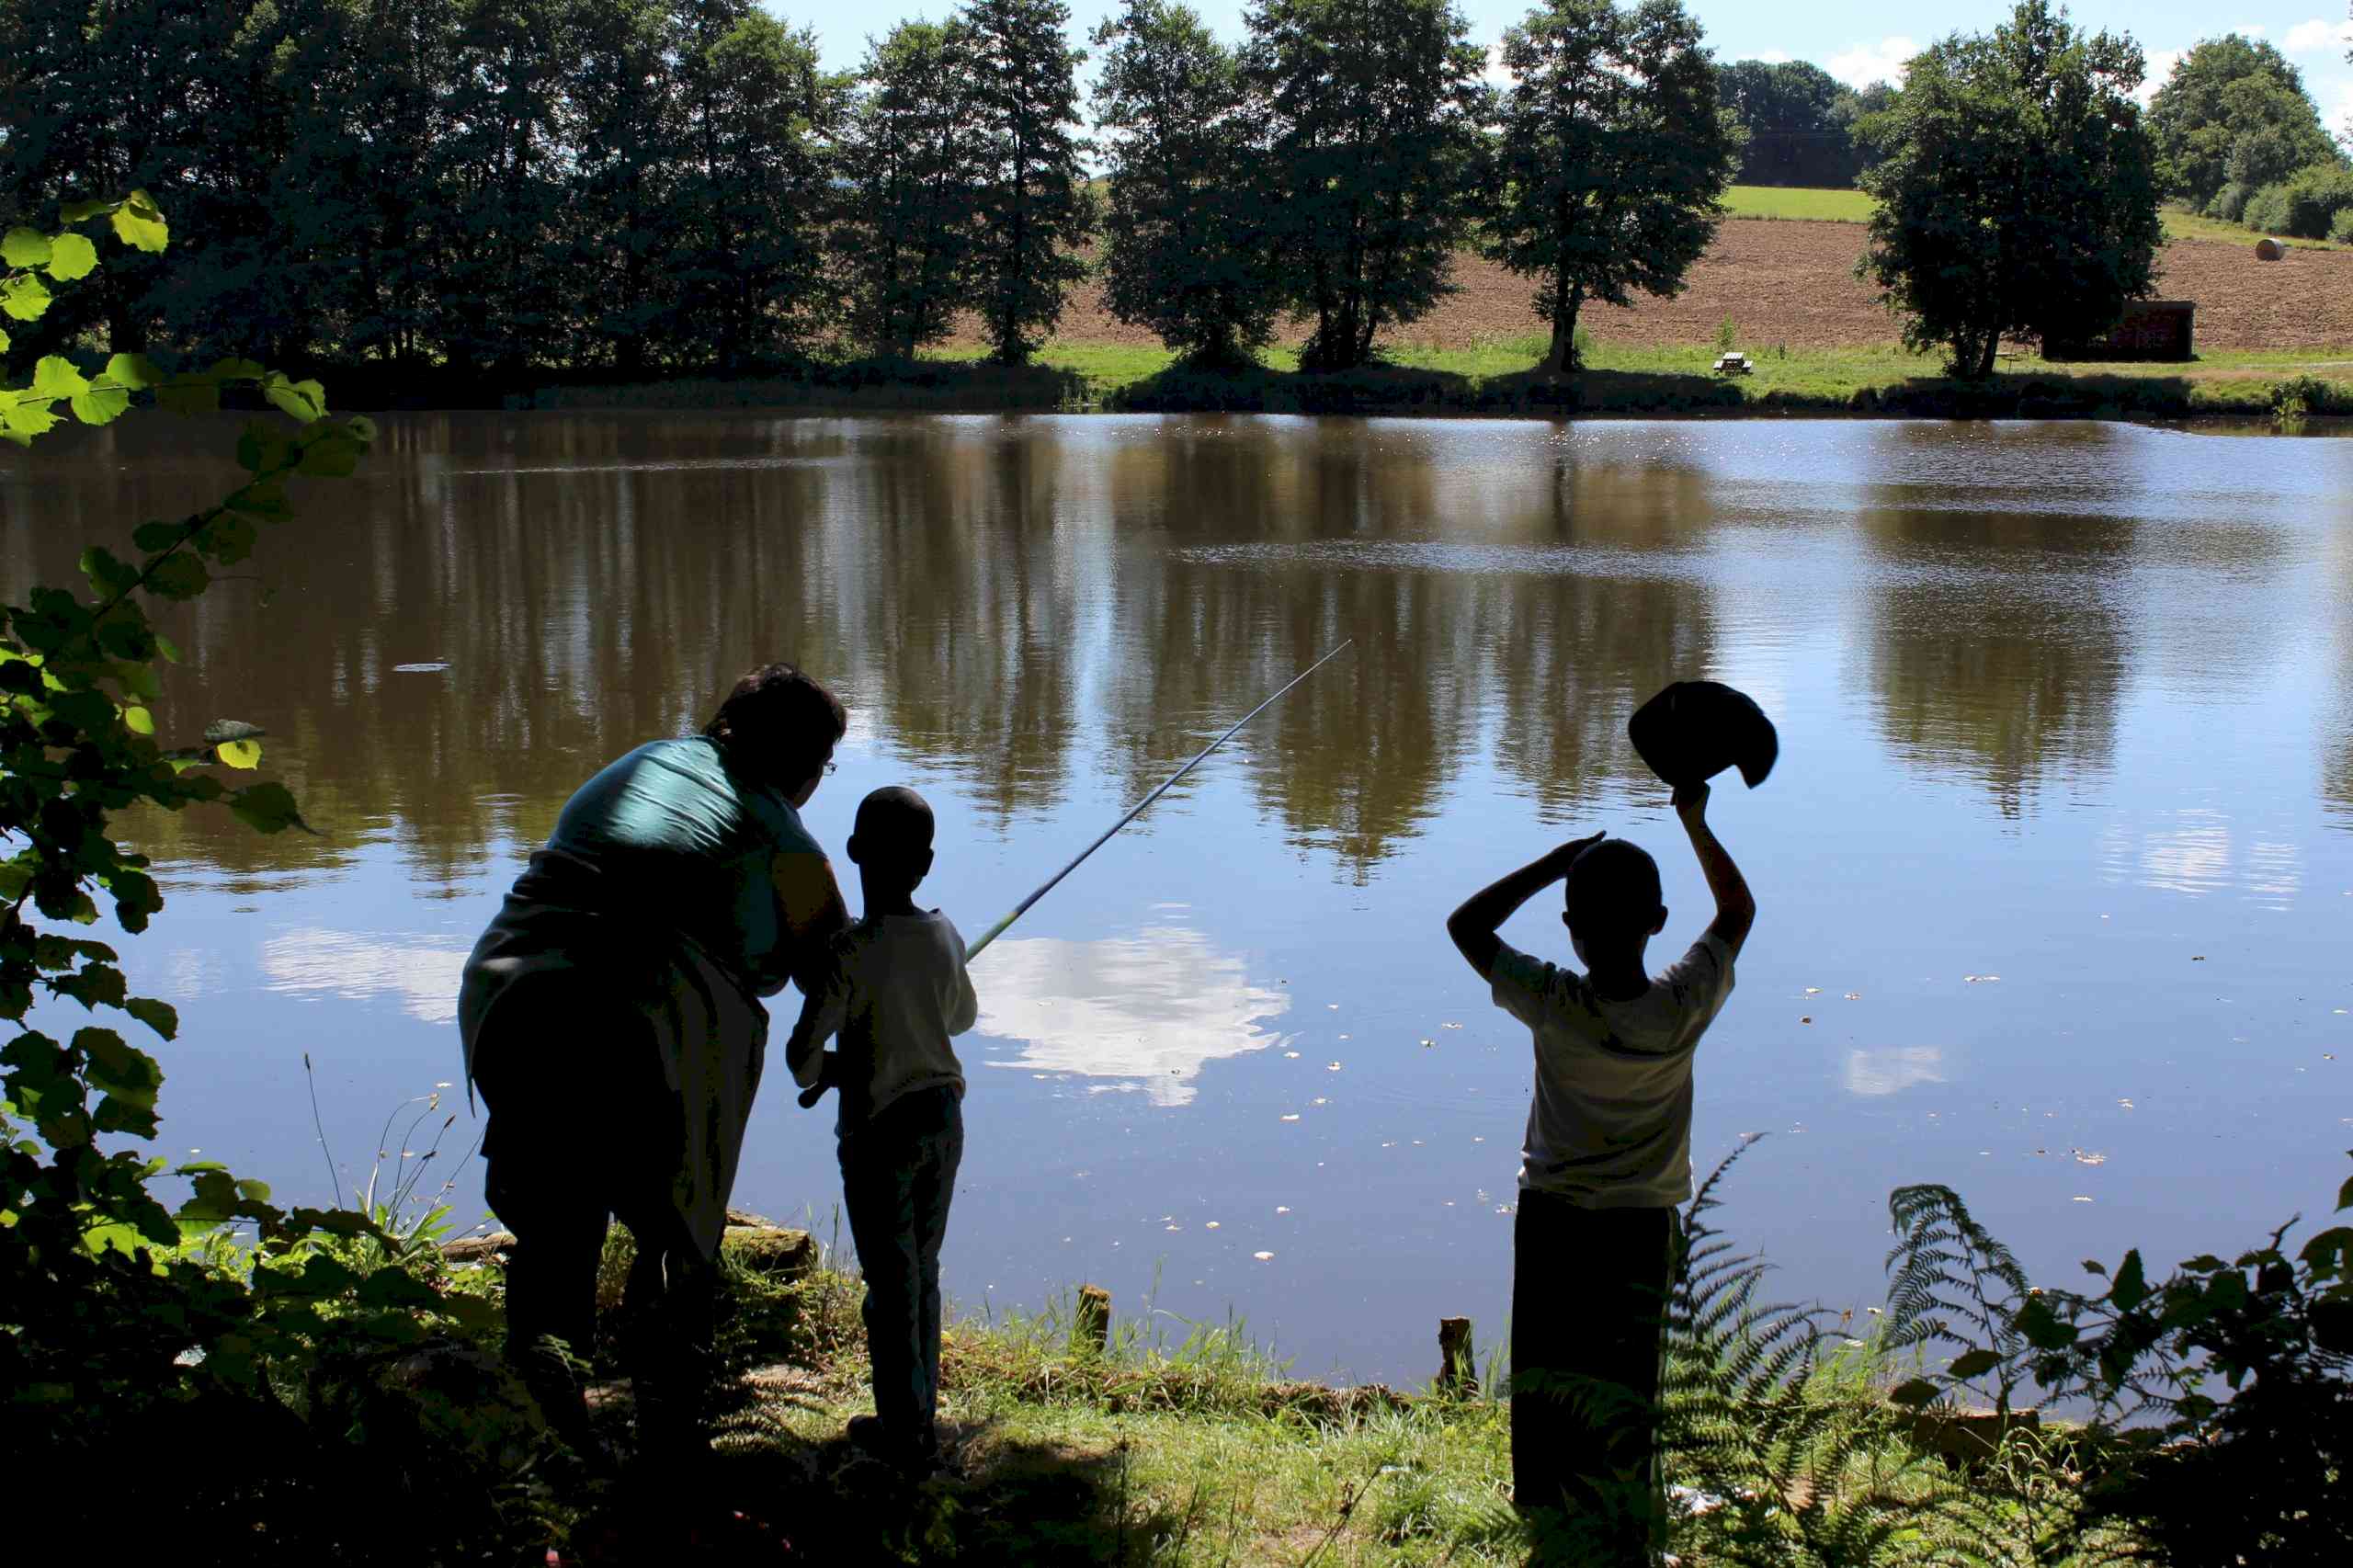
top-left (457, 664), bottom-right (851, 1468)
top-left (1447, 781), bottom-right (1756, 1566)
top-left (786, 786), bottom-right (978, 1474)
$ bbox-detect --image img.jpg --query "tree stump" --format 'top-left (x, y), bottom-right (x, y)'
top-left (1075, 1283), bottom-right (1112, 1354)
top-left (1438, 1316), bottom-right (1478, 1397)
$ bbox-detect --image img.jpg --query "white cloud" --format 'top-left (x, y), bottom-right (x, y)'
top-left (262, 929), bottom-right (470, 1025)
top-left (2136, 48), bottom-right (2186, 106)
top-left (1483, 42), bottom-right (1513, 91)
top-left (975, 927), bottom-right (1290, 1108)
top-left (1754, 50), bottom-right (1794, 66)
top-left (2285, 17), bottom-right (2353, 56)
top-left (1826, 36), bottom-right (1917, 91)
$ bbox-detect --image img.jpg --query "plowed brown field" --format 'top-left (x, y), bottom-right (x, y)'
top-left (965, 220), bottom-right (2353, 353)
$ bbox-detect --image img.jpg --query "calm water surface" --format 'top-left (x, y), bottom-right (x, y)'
top-left (6, 413), bottom-right (2350, 1386)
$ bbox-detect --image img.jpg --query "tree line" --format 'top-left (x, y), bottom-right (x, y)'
top-left (2143, 32), bottom-right (2353, 242)
top-left (0, 0), bottom-right (1743, 378)
top-left (1712, 59), bottom-right (1891, 189)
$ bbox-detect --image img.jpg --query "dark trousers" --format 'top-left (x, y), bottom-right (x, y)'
top-left (475, 1016), bottom-right (715, 1461)
top-left (1511, 1193), bottom-right (1681, 1566)
top-left (839, 1085), bottom-right (964, 1454)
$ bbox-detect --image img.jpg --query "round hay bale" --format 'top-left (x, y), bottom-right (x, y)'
top-left (2256, 236), bottom-right (2284, 261)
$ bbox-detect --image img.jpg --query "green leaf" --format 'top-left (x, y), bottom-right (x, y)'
top-left (77, 1027), bottom-right (160, 1112)
top-left (58, 198), bottom-right (110, 224)
top-left (44, 233), bottom-right (97, 281)
top-left (31, 357), bottom-right (88, 398)
top-left (2110, 1249), bottom-right (2149, 1312)
top-left (131, 519), bottom-right (184, 552)
top-left (124, 995), bottom-right (177, 1041)
top-left (121, 704), bottom-right (153, 734)
top-left (203, 512), bottom-right (258, 565)
top-left (1, 394), bottom-right (59, 439)
top-left (2016, 1294), bottom-right (2079, 1349)
top-left (0, 326), bottom-right (10, 353)
top-left (216, 738), bottom-right (264, 769)
top-left (2297, 1225), bottom-right (2352, 1279)
top-left (1947, 1347), bottom-right (2004, 1380)
top-left (78, 545), bottom-right (142, 599)
top-left (1, 226), bottom-right (51, 267)
top-left (206, 357), bottom-right (267, 382)
top-left (297, 433), bottom-right (363, 478)
top-left (103, 352), bottom-right (164, 389)
top-left (0, 272), bottom-right (52, 321)
top-left (111, 190), bottom-right (168, 254)
top-left (262, 374), bottom-right (327, 422)
top-left (236, 422), bottom-right (290, 474)
top-left (231, 782), bottom-right (313, 835)
top-left (69, 383), bottom-right (131, 426)
top-left (1889, 1378), bottom-right (1942, 1408)
top-left (146, 554), bottom-right (209, 600)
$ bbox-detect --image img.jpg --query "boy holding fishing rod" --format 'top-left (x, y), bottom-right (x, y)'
top-left (787, 786), bottom-right (978, 1473)
top-left (1448, 778), bottom-right (1756, 1566)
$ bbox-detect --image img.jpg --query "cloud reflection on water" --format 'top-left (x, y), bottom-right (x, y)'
top-left (974, 927), bottom-right (1290, 1106)
top-left (1843, 1045), bottom-right (1947, 1096)
top-left (261, 929), bottom-right (470, 1025)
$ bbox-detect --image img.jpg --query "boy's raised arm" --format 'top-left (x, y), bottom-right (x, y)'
top-left (1674, 781), bottom-right (1755, 956)
top-left (1446, 832), bottom-right (1605, 982)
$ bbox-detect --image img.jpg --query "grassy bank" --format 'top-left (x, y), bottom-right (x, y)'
top-left (523, 335), bottom-right (2353, 424)
top-left (1720, 184), bottom-right (2345, 249)
top-left (440, 1186), bottom-right (2157, 1567)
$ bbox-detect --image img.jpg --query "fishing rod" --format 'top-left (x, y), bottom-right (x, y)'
top-left (798, 638), bottom-right (1354, 1108)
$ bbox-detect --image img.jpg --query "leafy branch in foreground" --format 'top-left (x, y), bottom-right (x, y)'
top-left (1884, 1155), bottom-right (2353, 1564)
top-left (1, 192), bottom-right (546, 1562)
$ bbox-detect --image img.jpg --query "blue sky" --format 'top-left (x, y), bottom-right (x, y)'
top-left (767, 1), bottom-right (2353, 135)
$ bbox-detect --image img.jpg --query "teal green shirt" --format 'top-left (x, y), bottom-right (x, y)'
top-left (542, 737), bottom-right (822, 992)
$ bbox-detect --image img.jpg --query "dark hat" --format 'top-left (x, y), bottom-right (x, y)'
top-left (1628, 681), bottom-right (1778, 790)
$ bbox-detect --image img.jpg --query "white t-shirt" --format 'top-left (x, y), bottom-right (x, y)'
top-left (1490, 933), bottom-right (1736, 1208)
top-left (789, 911), bottom-right (978, 1134)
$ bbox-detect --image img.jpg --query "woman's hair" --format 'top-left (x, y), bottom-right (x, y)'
top-left (703, 663), bottom-right (847, 787)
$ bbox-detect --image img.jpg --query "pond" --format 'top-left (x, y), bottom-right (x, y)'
top-left (6, 412), bottom-right (2350, 1388)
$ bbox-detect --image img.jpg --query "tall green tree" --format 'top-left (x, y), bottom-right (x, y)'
top-left (840, 19), bottom-right (986, 358)
top-left (1245, 0), bottom-right (1490, 370)
top-left (960, 0), bottom-right (1094, 365)
top-left (2144, 35), bottom-right (2338, 211)
top-left (1487, 0), bottom-right (1736, 372)
top-left (1858, 0), bottom-right (2162, 379)
top-left (1715, 57), bottom-right (1855, 187)
top-left (436, 0), bottom-right (575, 377)
top-left (670, 3), bottom-right (842, 371)
top-left (267, 0), bottom-right (465, 369)
top-left (1088, 0), bottom-right (1279, 365)
top-left (563, 0), bottom-right (683, 375)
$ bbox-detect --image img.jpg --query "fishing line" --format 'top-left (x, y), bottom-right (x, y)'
top-left (798, 638), bottom-right (1355, 1108)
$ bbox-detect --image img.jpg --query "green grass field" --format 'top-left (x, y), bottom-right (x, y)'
top-left (1721, 184), bottom-right (2342, 249)
top-left (900, 335), bottom-right (2353, 422)
top-left (1721, 184), bottom-right (1876, 222)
